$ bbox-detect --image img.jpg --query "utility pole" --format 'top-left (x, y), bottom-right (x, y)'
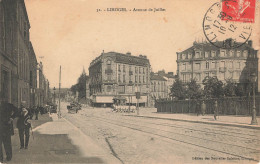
top-left (58, 66), bottom-right (61, 119)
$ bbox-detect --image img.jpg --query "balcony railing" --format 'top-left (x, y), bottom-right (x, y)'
top-left (105, 69), bottom-right (113, 74)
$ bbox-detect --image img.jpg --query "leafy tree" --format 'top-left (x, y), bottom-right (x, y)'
top-left (170, 78), bottom-right (187, 100)
top-left (223, 79), bottom-right (236, 97)
top-left (70, 69), bottom-right (89, 100)
top-left (202, 76), bottom-right (224, 98)
top-left (186, 79), bottom-right (202, 99)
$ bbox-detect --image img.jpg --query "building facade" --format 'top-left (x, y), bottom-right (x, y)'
top-left (28, 42), bottom-right (37, 107)
top-left (89, 51), bottom-right (151, 107)
top-left (150, 74), bottom-right (167, 107)
top-left (0, 0), bottom-right (18, 105)
top-left (176, 40), bottom-right (258, 88)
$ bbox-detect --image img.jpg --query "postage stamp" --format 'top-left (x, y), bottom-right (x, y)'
top-left (203, 2), bottom-right (252, 49)
top-left (222, 0), bottom-right (256, 23)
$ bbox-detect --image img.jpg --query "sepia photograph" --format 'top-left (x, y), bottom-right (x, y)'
top-left (0, 0), bottom-right (260, 163)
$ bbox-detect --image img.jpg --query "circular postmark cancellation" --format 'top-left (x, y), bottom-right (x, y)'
top-left (203, 2), bottom-right (253, 49)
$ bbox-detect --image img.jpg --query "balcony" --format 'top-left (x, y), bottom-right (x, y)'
top-left (129, 71), bottom-right (133, 75)
top-left (105, 69), bottom-right (113, 74)
top-left (219, 67), bottom-right (226, 72)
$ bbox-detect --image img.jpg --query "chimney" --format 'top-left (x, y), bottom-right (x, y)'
top-left (168, 72), bottom-right (174, 75)
top-left (248, 40), bottom-right (252, 47)
top-left (126, 52), bottom-right (131, 55)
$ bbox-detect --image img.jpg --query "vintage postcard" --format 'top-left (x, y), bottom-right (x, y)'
top-left (0, 0), bottom-right (260, 163)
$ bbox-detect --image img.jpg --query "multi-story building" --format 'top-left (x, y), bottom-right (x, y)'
top-left (0, 0), bottom-right (50, 107)
top-left (150, 73), bottom-right (167, 106)
top-left (0, 0), bottom-right (18, 105)
top-left (157, 70), bottom-right (175, 97)
top-left (28, 42), bottom-right (37, 107)
top-left (176, 40), bottom-right (258, 88)
top-left (89, 51), bottom-right (151, 107)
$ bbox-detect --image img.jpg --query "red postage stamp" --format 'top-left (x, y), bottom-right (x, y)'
top-left (222, 0), bottom-right (256, 22)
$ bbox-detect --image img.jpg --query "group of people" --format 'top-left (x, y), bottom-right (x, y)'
top-left (0, 100), bottom-right (41, 163)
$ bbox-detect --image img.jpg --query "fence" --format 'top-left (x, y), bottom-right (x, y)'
top-left (155, 96), bottom-right (260, 116)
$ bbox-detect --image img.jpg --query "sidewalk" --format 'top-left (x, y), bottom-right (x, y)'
top-left (8, 113), bottom-right (120, 164)
top-left (125, 108), bottom-right (260, 130)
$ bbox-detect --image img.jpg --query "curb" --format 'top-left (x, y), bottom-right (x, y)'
top-left (125, 115), bottom-right (260, 130)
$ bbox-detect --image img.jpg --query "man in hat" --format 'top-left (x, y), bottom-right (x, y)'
top-left (0, 99), bottom-right (17, 162)
top-left (17, 101), bottom-right (31, 149)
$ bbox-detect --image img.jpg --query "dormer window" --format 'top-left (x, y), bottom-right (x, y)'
top-left (220, 50), bottom-right (225, 57)
top-left (211, 51), bottom-right (216, 57)
top-left (237, 51), bottom-right (241, 57)
top-left (195, 52), bottom-right (200, 58)
top-left (243, 50), bottom-right (248, 58)
top-left (230, 51), bottom-right (234, 57)
top-left (188, 53), bottom-right (192, 59)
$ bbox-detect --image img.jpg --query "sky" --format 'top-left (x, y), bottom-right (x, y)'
top-left (24, 0), bottom-right (260, 88)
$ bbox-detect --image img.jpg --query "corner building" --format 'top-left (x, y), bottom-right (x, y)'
top-left (176, 40), bottom-right (258, 88)
top-left (89, 52), bottom-right (151, 107)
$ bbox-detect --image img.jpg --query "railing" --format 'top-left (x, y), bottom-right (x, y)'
top-left (155, 96), bottom-right (260, 116)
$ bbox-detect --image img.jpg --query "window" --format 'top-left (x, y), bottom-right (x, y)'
top-left (135, 75), bottom-right (137, 82)
top-left (183, 63), bottom-right (186, 70)
top-left (220, 51), bottom-right (225, 57)
top-left (205, 52), bottom-right (209, 58)
top-left (107, 74), bottom-right (112, 80)
top-left (123, 65), bottom-right (125, 72)
top-left (195, 63), bottom-right (201, 70)
top-left (123, 75), bottom-right (125, 82)
top-left (206, 61), bottom-right (209, 69)
top-left (236, 62), bottom-right (240, 69)
top-left (139, 76), bottom-right (141, 83)
top-left (205, 72), bottom-right (209, 77)
top-left (183, 54), bottom-right (187, 59)
top-left (243, 51), bottom-right (248, 58)
top-left (118, 86), bottom-right (125, 93)
top-left (143, 76), bottom-right (145, 83)
top-left (229, 61), bottom-right (233, 69)
top-left (211, 61), bottom-right (216, 69)
top-left (195, 52), bottom-right (200, 58)
top-left (135, 67), bottom-right (138, 73)
top-left (237, 51), bottom-right (241, 57)
top-left (219, 72), bottom-right (225, 80)
top-left (220, 61), bottom-right (225, 67)
top-left (230, 51), bottom-right (234, 57)
top-left (188, 53), bottom-right (192, 59)
top-left (139, 67), bottom-right (141, 73)
top-left (118, 74), bottom-right (121, 82)
top-left (143, 68), bottom-right (145, 74)
top-left (187, 63), bottom-right (191, 70)
top-left (118, 64), bottom-right (121, 72)
top-left (107, 86), bottom-right (112, 92)
top-left (107, 60), bottom-right (111, 70)
top-left (211, 51), bottom-right (216, 57)
top-left (129, 66), bottom-right (132, 71)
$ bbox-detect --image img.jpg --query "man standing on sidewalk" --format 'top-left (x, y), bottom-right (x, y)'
top-left (17, 102), bottom-right (31, 149)
top-left (0, 100), bottom-right (17, 162)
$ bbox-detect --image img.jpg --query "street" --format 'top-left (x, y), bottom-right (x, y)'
top-left (60, 102), bottom-right (260, 164)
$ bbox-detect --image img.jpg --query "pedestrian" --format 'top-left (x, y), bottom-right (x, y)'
top-left (0, 100), bottom-right (17, 162)
top-left (213, 100), bottom-right (218, 120)
top-left (195, 100), bottom-right (201, 116)
top-left (17, 101), bottom-right (31, 149)
top-left (201, 101), bottom-right (206, 116)
top-left (35, 106), bottom-right (39, 120)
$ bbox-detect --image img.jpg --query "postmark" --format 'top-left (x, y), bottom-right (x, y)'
top-left (222, 0), bottom-right (256, 23)
top-left (203, 2), bottom-right (252, 49)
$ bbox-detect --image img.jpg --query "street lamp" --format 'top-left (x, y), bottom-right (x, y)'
top-left (135, 85), bottom-right (140, 115)
top-left (250, 73), bottom-right (258, 125)
top-left (53, 87), bottom-right (56, 104)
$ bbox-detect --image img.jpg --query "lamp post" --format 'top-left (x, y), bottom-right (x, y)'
top-left (250, 73), bottom-right (258, 125)
top-left (135, 85), bottom-right (140, 115)
top-left (53, 87), bottom-right (56, 105)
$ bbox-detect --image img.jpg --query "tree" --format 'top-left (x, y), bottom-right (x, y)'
top-left (202, 76), bottom-right (224, 98)
top-left (223, 79), bottom-right (236, 97)
top-left (70, 68), bottom-right (89, 100)
top-left (186, 79), bottom-right (202, 99)
top-left (170, 78), bottom-right (187, 100)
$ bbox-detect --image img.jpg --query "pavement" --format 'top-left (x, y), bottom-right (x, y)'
top-left (4, 113), bottom-right (120, 164)
top-left (125, 107), bottom-right (260, 130)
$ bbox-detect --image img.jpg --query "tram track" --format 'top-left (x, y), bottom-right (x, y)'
top-left (86, 114), bottom-right (259, 162)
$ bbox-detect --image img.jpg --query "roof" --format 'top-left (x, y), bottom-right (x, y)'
top-left (151, 74), bottom-right (167, 81)
top-left (179, 40), bottom-right (255, 54)
top-left (163, 74), bottom-right (175, 78)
